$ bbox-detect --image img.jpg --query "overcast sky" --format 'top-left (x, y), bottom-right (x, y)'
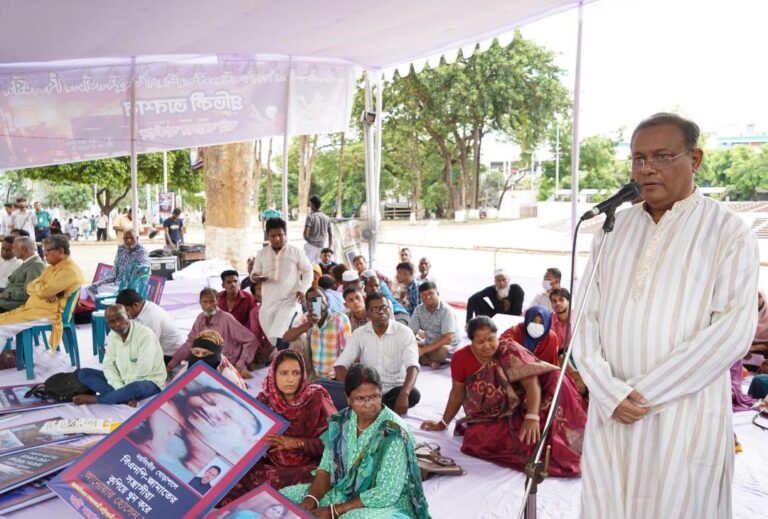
top-left (518, 0), bottom-right (768, 138)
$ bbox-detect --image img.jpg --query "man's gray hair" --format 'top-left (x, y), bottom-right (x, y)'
top-left (43, 234), bottom-right (70, 255)
top-left (13, 236), bottom-right (35, 253)
top-left (631, 112), bottom-right (700, 150)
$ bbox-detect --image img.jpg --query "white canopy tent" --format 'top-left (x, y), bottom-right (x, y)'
top-left (0, 0), bottom-right (593, 259)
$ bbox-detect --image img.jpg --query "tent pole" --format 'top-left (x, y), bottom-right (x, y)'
top-left (130, 58), bottom-right (140, 233)
top-left (162, 150), bottom-right (168, 192)
top-left (570, 1), bottom-right (584, 238)
top-left (281, 57), bottom-right (293, 221)
top-left (362, 73), bottom-right (375, 265)
top-left (371, 73), bottom-right (383, 267)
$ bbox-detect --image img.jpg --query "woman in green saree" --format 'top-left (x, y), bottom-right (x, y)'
top-left (281, 365), bottom-right (431, 519)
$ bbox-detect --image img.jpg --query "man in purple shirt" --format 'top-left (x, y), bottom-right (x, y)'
top-left (167, 288), bottom-right (257, 379)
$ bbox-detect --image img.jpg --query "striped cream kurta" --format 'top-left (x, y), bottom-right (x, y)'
top-left (572, 191), bottom-right (759, 519)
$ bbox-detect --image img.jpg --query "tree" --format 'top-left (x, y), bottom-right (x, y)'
top-left (0, 170), bottom-right (31, 203)
top-left (15, 150), bottom-right (200, 216)
top-left (45, 182), bottom-right (92, 212)
top-left (386, 35), bottom-right (570, 213)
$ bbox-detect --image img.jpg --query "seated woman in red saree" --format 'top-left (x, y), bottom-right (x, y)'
top-left (219, 350), bottom-right (337, 506)
top-left (500, 305), bottom-right (560, 365)
top-left (422, 316), bottom-right (586, 477)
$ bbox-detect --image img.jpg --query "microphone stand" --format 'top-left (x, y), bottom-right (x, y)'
top-left (517, 209), bottom-right (617, 519)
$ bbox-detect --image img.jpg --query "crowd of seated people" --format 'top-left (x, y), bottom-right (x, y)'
top-left (25, 218), bottom-right (768, 517)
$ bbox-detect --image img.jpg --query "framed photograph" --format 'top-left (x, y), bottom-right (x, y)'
top-left (0, 444), bottom-right (86, 494)
top-left (48, 364), bottom-right (288, 519)
top-left (208, 483), bottom-right (314, 519)
top-left (0, 417), bottom-right (84, 456)
top-left (0, 385), bottom-right (67, 415)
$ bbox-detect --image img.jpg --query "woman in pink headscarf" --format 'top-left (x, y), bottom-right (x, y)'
top-left (731, 291), bottom-right (768, 411)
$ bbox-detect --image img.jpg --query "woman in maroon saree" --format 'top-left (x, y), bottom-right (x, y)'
top-left (422, 316), bottom-right (586, 477)
top-left (219, 350), bottom-right (336, 506)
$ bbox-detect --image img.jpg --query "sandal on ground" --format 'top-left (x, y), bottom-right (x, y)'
top-left (414, 443), bottom-right (465, 480)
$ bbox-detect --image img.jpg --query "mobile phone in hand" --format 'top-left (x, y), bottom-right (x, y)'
top-left (311, 297), bottom-right (322, 317)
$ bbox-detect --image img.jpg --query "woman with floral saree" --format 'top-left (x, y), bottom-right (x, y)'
top-left (422, 316), bottom-right (586, 477)
top-left (282, 365), bottom-right (431, 519)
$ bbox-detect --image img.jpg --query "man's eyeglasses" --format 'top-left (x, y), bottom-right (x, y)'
top-left (368, 305), bottom-right (389, 314)
top-left (350, 393), bottom-right (382, 406)
top-left (627, 150), bottom-right (690, 172)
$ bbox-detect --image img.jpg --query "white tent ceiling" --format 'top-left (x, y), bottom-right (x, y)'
top-left (0, 0), bottom-right (589, 70)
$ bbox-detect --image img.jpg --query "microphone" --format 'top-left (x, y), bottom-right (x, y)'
top-left (580, 182), bottom-right (641, 221)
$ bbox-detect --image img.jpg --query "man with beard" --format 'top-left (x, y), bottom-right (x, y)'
top-left (465, 268), bottom-right (524, 322)
top-left (166, 288), bottom-right (258, 379)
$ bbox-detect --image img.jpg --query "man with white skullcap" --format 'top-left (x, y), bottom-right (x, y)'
top-left (464, 267), bottom-right (524, 323)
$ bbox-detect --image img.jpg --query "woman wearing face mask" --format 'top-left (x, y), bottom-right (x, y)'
top-left (219, 350), bottom-right (336, 507)
top-left (421, 316), bottom-right (586, 477)
top-left (187, 330), bottom-right (247, 390)
top-left (499, 305), bottom-right (561, 366)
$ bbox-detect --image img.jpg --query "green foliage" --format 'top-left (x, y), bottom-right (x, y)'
top-left (45, 182), bottom-right (92, 212)
top-left (540, 125), bottom-right (626, 201)
top-left (381, 34), bottom-right (570, 212)
top-left (12, 149), bottom-right (200, 212)
top-left (0, 171), bottom-right (31, 203)
top-left (537, 175), bottom-right (554, 202)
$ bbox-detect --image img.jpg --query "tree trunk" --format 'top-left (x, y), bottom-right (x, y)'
top-left (424, 124), bottom-right (458, 213)
top-left (96, 186), bottom-right (130, 217)
top-left (264, 138), bottom-right (274, 206)
top-left (296, 134), bottom-right (319, 223)
top-left (472, 127), bottom-right (483, 209)
top-left (252, 140), bottom-right (263, 218)
top-left (336, 133), bottom-right (345, 218)
top-left (203, 142), bottom-right (255, 271)
top-left (410, 132), bottom-right (422, 219)
top-left (453, 130), bottom-right (468, 210)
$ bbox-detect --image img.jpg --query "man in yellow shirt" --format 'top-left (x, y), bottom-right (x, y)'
top-left (0, 234), bottom-right (84, 349)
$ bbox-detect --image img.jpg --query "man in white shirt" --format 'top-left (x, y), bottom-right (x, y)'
top-left (10, 197), bottom-right (36, 238)
top-left (0, 237), bottom-right (22, 289)
top-left (251, 217), bottom-right (313, 347)
top-left (334, 291), bottom-right (420, 416)
top-left (0, 203), bottom-right (15, 238)
top-left (116, 288), bottom-right (186, 364)
top-left (96, 211), bottom-right (109, 241)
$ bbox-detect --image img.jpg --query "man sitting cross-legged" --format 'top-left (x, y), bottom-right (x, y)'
top-left (74, 304), bottom-right (166, 407)
top-left (167, 288), bottom-right (258, 379)
top-left (465, 268), bottom-right (524, 322)
top-left (334, 291), bottom-right (421, 416)
top-left (410, 282), bottom-right (460, 369)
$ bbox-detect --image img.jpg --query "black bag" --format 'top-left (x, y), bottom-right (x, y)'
top-left (149, 248), bottom-right (173, 258)
top-left (24, 369), bottom-right (94, 402)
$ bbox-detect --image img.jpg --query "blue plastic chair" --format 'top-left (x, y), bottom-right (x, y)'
top-left (16, 290), bottom-right (81, 380)
top-left (91, 309), bottom-right (108, 363)
top-left (95, 265), bottom-right (151, 310)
